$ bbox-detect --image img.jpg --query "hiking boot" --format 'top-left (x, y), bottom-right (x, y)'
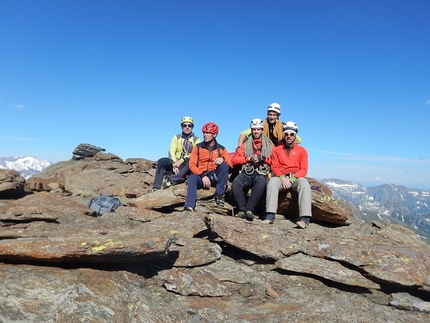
top-left (162, 179), bottom-right (171, 189)
top-left (235, 211), bottom-right (245, 218)
top-left (214, 195), bottom-right (225, 206)
top-left (245, 211), bottom-right (254, 221)
top-left (149, 187), bottom-right (159, 193)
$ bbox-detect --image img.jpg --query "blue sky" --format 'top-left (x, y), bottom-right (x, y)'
top-left (1, 0), bottom-right (429, 189)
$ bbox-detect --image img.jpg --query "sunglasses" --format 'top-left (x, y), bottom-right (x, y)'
top-left (284, 132), bottom-right (296, 137)
top-left (182, 124), bottom-right (193, 128)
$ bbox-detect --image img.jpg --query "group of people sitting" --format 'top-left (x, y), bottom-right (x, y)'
top-left (150, 103), bottom-right (312, 229)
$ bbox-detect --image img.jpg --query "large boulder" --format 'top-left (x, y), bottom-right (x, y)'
top-left (72, 143), bottom-right (106, 160)
top-left (0, 169), bottom-right (25, 198)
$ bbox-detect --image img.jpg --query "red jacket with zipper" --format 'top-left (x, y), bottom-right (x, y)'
top-left (270, 143), bottom-right (308, 178)
top-left (231, 138), bottom-right (273, 167)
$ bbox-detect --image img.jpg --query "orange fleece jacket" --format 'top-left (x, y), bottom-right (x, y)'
top-left (189, 141), bottom-right (233, 175)
top-left (270, 143), bottom-right (308, 178)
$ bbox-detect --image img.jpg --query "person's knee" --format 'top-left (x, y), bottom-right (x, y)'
top-left (218, 162), bottom-right (229, 172)
top-left (255, 176), bottom-right (267, 187)
top-left (232, 176), bottom-right (246, 188)
top-left (188, 174), bottom-right (199, 184)
top-left (231, 181), bottom-right (240, 191)
top-left (267, 177), bottom-right (280, 188)
top-left (296, 178), bottom-right (311, 191)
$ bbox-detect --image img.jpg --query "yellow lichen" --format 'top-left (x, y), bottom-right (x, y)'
top-left (91, 239), bottom-right (123, 251)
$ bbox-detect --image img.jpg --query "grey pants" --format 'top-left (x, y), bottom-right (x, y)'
top-left (266, 177), bottom-right (312, 217)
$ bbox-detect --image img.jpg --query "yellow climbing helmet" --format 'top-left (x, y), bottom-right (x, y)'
top-left (181, 116), bottom-right (194, 126)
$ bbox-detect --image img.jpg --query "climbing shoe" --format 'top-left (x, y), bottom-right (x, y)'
top-left (214, 195), bottom-right (225, 207)
top-left (149, 187), bottom-right (159, 193)
top-left (235, 211), bottom-right (245, 218)
top-left (245, 211), bottom-right (254, 221)
top-left (162, 179), bottom-right (172, 189)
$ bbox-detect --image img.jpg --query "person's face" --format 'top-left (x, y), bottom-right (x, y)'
top-left (251, 127), bottom-right (263, 139)
top-left (284, 131), bottom-right (296, 145)
top-left (181, 123), bottom-right (194, 134)
top-left (267, 112), bottom-right (278, 124)
top-left (203, 132), bottom-right (216, 143)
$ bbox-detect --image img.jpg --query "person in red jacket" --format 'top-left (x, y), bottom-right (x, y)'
top-left (184, 122), bottom-right (232, 211)
top-left (231, 118), bottom-right (274, 221)
top-left (263, 121), bottom-right (312, 228)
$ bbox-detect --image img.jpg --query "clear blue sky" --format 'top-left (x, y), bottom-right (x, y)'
top-left (1, 0), bottom-right (429, 189)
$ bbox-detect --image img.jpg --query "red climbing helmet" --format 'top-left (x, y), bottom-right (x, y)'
top-left (202, 122), bottom-right (219, 134)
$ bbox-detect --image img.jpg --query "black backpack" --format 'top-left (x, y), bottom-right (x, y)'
top-left (88, 195), bottom-right (122, 216)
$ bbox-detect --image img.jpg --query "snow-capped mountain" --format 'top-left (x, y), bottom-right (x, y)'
top-left (321, 178), bottom-right (430, 239)
top-left (0, 156), bottom-right (52, 179)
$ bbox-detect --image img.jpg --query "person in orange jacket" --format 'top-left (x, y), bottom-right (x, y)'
top-left (231, 118), bottom-right (274, 221)
top-left (184, 122), bottom-right (233, 211)
top-left (263, 121), bottom-right (312, 228)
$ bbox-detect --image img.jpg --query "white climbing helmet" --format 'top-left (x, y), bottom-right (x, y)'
top-left (283, 121), bottom-right (299, 134)
top-left (250, 118), bottom-right (264, 129)
top-left (267, 102), bottom-right (281, 116)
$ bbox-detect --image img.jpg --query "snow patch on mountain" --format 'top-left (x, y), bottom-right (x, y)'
top-left (0, 156), bottom-right (52, 179)
top-left (320, 178), bottom-right (430, 238)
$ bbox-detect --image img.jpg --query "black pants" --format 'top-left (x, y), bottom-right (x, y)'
top-left (231, 172), bottom-right (268, 213)
top-left (152, 158), bottom-right (190, 189)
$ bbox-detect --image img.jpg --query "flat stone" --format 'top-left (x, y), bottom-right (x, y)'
top-left (276, 253), bottom-right (380, 289)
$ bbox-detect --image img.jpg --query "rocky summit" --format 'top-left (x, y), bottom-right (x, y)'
top-left (0, 146), bottom-right (429, 322)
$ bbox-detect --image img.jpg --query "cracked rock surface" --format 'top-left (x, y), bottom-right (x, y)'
top-left (1, 154), bottom-right (429, 322)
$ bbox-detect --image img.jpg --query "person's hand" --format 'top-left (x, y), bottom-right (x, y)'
top-left (281, 177), bottom-right (292, 190)
top-left (213, 157), bottom-right (224, 165)
top-left (173, 160), bottom-right (183, 174)
top-left (202, 175), bottom-right (211, 188)
top-left (250, 155), bottom-right (259, 163)
top-left (173, 160), bottom-right (183, 168)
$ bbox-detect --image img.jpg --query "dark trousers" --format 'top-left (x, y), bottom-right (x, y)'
top-left (184, 162), bottom-right (229, 209)
top-left (232, 172), bottom-right (268, 213)
top-left (153, 158), bottom-right (190, 189)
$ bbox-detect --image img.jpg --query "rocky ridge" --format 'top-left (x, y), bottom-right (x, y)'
top-left (1, 145), bottom-right (429, 322)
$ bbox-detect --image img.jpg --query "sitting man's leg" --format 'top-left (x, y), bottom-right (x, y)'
top-left (184, 174), bottom-right (203, 211)
top-left (152, 157), bottom-right (173, 190)
top-left (291, 177), bottom-right (312, 228)
top-left (264, 176), bottom-right (282, 224)
top-left (245, 174), bottom-right (267, 213)
top-left (232, 172), bottom-right (251, 217)
top-left (169, 162), bottom-right (190, 186)
top-left (213, 162), bottom-right (230, 205)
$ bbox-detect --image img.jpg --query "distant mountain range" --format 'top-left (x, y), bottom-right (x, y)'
top-left (321, 178), bottom-right (430, 241)
top-left (0, 156), bottom-right (52, 179)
